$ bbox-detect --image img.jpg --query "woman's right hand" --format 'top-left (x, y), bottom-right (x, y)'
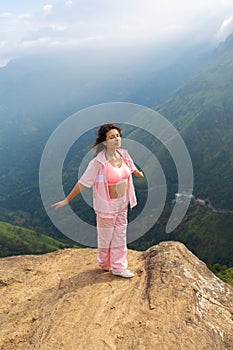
top-left (51, 199), bottom-right (68, 209)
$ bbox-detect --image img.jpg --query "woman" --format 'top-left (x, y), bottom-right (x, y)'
top-left (52, 123), bottom-right (144, 278)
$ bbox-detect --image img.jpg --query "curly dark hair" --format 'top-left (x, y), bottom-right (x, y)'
top-left (93, 123), bottom-right (122, 154)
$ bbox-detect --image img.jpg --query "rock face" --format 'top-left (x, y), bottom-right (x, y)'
top-left (0, 241), bottom-right (232, 350)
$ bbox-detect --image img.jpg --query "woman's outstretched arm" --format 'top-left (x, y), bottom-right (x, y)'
top-left (51, 182), bottom-right (86, 209)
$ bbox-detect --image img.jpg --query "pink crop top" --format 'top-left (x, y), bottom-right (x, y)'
top-left (106, 160), bottom-right (131, 186)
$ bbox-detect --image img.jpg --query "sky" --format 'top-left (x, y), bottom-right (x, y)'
top-left (1, 0), bottom-right (233, 67)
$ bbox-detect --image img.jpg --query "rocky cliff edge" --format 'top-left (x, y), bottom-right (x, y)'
top-left (0, 241), bottom-right (233, 350)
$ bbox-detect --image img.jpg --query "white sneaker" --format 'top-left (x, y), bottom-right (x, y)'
top-left (112, 269), bottom-right (134, 278)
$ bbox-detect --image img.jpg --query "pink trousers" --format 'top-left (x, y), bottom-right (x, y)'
top-left (96, 208), bottom-right (128, 273)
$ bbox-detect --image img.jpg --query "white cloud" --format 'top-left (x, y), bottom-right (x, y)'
top-left (19, 13), bottom-right (34, 21)
top-left (50, 24), bottom-right (67, 32)
top-left (215, 14), bottom-right (233, 41)
top-left (223, 14), bottom-right (233, 27)
top-left (43, 5), bottom-right (53, 16)
top-left (21, 37), bottom-right (52, 49)
top-left (0, 58), bottom-right (10, 68)
top-left (20, 34), bottom-right (101, 51)
top-left (65, 0), bottom-right (73, 6)
top-left (0, 12), bottom-right (12, 18)
top-left (2, 0), bottom-right (233, 63)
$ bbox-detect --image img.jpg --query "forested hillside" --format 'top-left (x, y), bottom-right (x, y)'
top-left (0, 221), bottom-right (74, 257)
top-left (159, 33), bottom-right (233, 209)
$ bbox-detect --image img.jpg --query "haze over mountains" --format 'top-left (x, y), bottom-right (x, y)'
top-left (0, 31), bottom-right (233, 265)
top-left (0, 41), bottom-right (212, 213)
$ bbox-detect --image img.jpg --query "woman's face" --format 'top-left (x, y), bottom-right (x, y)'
top-left (104, 128), bottom-right (121, 150)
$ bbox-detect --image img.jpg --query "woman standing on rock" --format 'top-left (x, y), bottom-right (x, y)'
top-left (52, 123), bottom-right (144, 278)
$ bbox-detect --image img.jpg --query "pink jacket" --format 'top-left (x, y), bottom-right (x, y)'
top-left (79, 148), bottom-right (137, 214)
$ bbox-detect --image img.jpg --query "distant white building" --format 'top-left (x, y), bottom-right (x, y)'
top-left (174, 192), bottom-right (195, 203)
top-left (195, 198), bottom-right (206, 206)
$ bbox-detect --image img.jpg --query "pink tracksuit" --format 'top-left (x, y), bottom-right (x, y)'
top-left (79, 148), bottom-right (137, 272)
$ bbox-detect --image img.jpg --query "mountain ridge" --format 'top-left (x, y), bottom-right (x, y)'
top-left (156, 32), bottom-right (233, 210)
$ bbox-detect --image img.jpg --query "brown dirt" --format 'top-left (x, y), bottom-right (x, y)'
top-left (0, 241), bottom-right (233, 350)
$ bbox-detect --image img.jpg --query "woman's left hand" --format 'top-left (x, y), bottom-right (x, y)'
top-left (137, 171), bottom-right (144, 178)
top-left (133, 168), bottom-right (144, 177)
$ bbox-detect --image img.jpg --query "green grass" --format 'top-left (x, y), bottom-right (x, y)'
top-left (209, 263), bottom-right (233, 287)
top-left (0, 221), bottom-right (73, 257)
top-left (170, 207), bottom-right (233, 266)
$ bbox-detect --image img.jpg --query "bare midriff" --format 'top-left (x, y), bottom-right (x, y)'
top-left (108, 180), bottom-right (127, 199)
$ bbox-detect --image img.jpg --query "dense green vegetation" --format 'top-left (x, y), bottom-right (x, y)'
top-left (0, 221), bottom-right (74, 257)
top-left (209, 263), bottom-right (233, 287)
top-left (158, 34), bottom-right (233, 210)
top-left (129, 205), bottom-right (233, 267)
top-left (170, 206), bottom-right (233, 266)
